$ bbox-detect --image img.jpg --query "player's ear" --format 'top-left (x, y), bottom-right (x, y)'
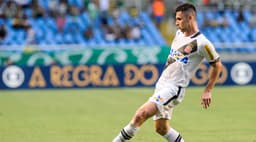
top-left (188, 14), bottom-right (193, 20)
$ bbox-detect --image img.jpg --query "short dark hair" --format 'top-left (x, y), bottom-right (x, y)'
top-left (175, 3), bottom-right (196, 13)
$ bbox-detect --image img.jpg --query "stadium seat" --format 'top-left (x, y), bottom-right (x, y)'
top-left (1, 0), bottom-right (255, 52)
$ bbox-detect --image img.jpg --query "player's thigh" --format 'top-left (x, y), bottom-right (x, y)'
top-left (149, 84), bottom-right (185, 120)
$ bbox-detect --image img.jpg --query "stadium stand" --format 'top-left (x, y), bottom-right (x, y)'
top-left (0, 0), bottom-right (165, 47)
top-left (0, 0), bottom-right (256, 53)
top-left (198, 9), bottom-right (256, 42)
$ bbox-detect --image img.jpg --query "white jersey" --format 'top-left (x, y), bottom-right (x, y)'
top-left (156, 30), bottom-right (220, 88)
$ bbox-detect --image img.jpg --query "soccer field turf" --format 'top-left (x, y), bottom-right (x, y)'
top-left (0, 86), bottom-right (255, 142)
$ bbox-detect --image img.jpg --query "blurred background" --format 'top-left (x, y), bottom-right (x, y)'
top-left (0, 0), bottom-right (256, 89)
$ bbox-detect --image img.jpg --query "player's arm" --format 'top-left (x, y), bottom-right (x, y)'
top-left (199, 41), bottom-right (222, 109)
top-left (201, 58), bottom-right (222, 109)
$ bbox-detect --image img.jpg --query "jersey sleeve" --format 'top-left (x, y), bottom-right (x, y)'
top-left (199, 40), bottom-right (220, 63)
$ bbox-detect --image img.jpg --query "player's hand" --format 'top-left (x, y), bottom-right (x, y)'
top-left (201, 91), bottom-right (212, 109)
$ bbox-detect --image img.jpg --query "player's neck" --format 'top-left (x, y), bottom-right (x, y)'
top-left (184, 25), bottom-right (199, 37)
top-left (184, 29), bottom-right (199, 37)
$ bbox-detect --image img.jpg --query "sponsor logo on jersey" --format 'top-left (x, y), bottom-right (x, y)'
top-left (154, 95), bottom-right (164, 102)
top-left (169, 49), bottom-right (189, 64)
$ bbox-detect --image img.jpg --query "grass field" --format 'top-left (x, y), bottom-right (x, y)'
top-left (0, 86), bottom-right (256, 142)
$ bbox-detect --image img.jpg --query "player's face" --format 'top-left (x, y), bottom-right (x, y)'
top-left (175, 11), bottom-right (189, 32)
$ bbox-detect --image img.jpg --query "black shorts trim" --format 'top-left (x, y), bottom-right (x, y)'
top-left (163, 86), bottom-right (182, 106)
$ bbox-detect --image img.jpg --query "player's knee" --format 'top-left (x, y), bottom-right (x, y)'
top-left (155, 126), bottom-right (168, 136)
top-left (133, 110), bottom-right (149, 124)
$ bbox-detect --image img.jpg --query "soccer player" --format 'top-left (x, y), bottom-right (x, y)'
top-left (113, 3), bottom-right (222, 142)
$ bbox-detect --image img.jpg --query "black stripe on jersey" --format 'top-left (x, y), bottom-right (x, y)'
top-left (175, 134), bottom-right (182, 142)
top-left (190, 32), bottom-right (201, 38)
top-left (121, 129), bottom-right (132, 140)
top-left (163, 86), bottom-right (182, 105)
top-left (164, 57), bottom-right (176, 69)
top-left (209, 57), bottom-right (220, 66)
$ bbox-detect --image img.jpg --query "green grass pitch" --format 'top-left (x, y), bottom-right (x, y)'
top-left (0, 86), bottom-right (256, 142)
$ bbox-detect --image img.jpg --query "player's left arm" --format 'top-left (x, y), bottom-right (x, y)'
top-left (199, 41), bottom-right (223, 109)
top-left (201, 59), bottom-right (222, 109)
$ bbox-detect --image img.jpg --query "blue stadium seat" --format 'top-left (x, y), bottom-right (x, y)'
top-left (2, 1), bottom-right (256, 49)
top-left (68, 0), bottom-right (83, 8)
top-left (141, 29), bottom-right (154, 46)
top-left (38, 0), bottom-right (49, 10)
top-left (251, 29), bottom-right (256, 41)
top-left (63, 33), bottom-right (74, 44)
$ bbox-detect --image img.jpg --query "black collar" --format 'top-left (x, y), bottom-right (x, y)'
top-left (190, 32), bottom-right (201, 38)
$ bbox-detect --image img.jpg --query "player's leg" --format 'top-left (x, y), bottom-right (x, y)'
top-left (130, 101), bottom-right (158, 126)
top-left (151, 84), bottom-right (186, 142)
top-left (112, 101), bottom-right (158, 142)
top-left (155, 118), bottom-right (185, 142)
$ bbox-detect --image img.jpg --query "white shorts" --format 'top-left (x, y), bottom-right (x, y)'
top-left (149, 83), bottom-right (186, 120)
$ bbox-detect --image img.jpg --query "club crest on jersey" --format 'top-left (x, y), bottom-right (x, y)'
top-left (178, 40), bottom-right (198, 55)
top-left (184, 45), bottom-right (192, 54)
